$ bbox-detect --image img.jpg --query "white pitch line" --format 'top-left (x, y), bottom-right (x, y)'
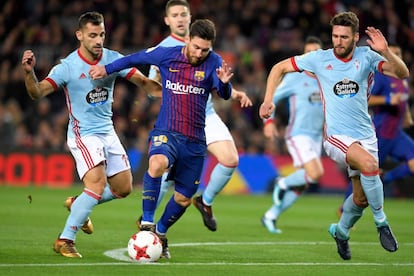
top-left (1, 241), bottom-right (413, 268)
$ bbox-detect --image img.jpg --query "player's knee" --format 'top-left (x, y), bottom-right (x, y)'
top-left (116, 184), bottom-right (132, 198)
top-left (407, 159), bottom-right (414, 172)
top-left (173, 192), bottom-right (192, 207)
top-left (360, 157), bottom-right (379, 175)
top-left (218, 154), bottom-right (239, 168)
top-left (148, 155), bottom-right (169, 177)
top-left (307, 169), bottom-right (323, 182)
top-left (353, 193), bottom-right (368, 208)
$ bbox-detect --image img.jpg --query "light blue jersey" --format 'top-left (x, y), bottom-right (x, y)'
top-left (272, 71), bottom-right (323, 141)
top-left (149, 34), bottom-right (215, 115)
top-left (292, 46), bottom-right (384, 140)
top-left (45, 48), bottom-right (134, 139)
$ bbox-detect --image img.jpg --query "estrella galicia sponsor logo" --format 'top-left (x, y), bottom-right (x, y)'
top-left (86, 87), bottom-right (109, 106)
top-left (308, 91), bottom-right (322, 104)
top-left (333, 79), bottom-right (359, 98)
top-left (165, 80), bottom-right (206, 95)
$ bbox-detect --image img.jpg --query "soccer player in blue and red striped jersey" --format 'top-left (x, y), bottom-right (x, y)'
top-left (89, 19), bottom-right (233, 259)
top-left (260, 11), bottom-right (409, 260)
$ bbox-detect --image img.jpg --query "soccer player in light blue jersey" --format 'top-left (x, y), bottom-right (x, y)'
top-left (146, 0), bottom-right (252, 232)
top-left (89, 19), bottom-right (233, 259)
top-left (21, 11), bottom-right (161, 258)
top-left (260, 11), bottom-right (409, 260)
top-left (338, 44), bottom-right (414, 211)
top-left (261, 36), bottom-right (324, 234)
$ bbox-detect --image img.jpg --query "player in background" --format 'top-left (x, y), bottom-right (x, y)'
top-left (338, 44), bottom-right (413, 213)
top-left (261, 36), bottom-right (324, 234)
top-left (148, 0), bottom-right (252, 232)
top-left (21, 11), bottom-right (161, 258)
top-left (259, 11), bottom-right (409, 260)
top-left (89, 19), bottom-right (233, 259)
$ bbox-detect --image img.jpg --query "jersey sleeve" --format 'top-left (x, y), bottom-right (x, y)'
top-left (106, 46), bottom-right (165, 75)
top-left (46, 62), bottom-right (69, 89)
top-left (292, 50), bottom-right (319, 73)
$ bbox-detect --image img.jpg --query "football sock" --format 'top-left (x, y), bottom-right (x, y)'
top-left (264, 190), bottom-right (300, 220)
top-left (283, 169), bottom-right (311, 189)
top-left (156, 196), bottom-right (187, 234)
top-left (60, 189), bottom-right (100, 240)
top-left (337, 194), bottom-right (364, 237)
top-left (142, 172), bottom-right (162, 223)
top-left (98, 184), bottom-right (117, 204)
top-left (360, 173), bottom-right (387, 224)
top-left (280, 189), bottom-right (300, 211)
top-left (382, 163), bottom-right (411, 185)
top-left (203, 164), bottom-right (235, 205)
top-left (156, 172), bottom-right (174, 207)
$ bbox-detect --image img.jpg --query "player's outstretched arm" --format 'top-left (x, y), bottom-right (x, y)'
top-left (129, 70), bottom-right (162, 98)
top-left (260, 58), bottom-right (294, 119)
top-left (365, 27), bottom-right (409, 79)
top-left (231, 88), bottom-right (253, 108)
top-left (21, 50), bottom-right (54, 100)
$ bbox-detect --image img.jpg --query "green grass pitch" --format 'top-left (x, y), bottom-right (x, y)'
top-left (0, 185), bottom-right (413, 275)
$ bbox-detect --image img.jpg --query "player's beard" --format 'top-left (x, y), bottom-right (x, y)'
top-left (334, 40), bottom-right (355, 59)
top-left (86, 44), bottom-right (103, 60)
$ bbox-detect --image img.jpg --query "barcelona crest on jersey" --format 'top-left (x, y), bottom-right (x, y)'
top-left (194, 71), bottom-right (205, 81)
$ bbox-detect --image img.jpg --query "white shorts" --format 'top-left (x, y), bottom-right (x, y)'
top-left (323, 134), bottom-right (378, 177)
top-left (205, 112), bottom-right (234, 145)
top-left (286, 135), bottom-right (322, 167)
top-left (67, 133), bottom-right (130, 180)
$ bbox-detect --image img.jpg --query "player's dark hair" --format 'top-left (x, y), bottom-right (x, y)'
top-left (78, 11), bottom-right (104, 29)
top-left (330, 11), bottom-right (359, 34)
top-left (305, 36), bottom-right (323, 47)
top-left (190, 19), bottom-right (216, 44)
top-left (165, 0), bottom-right (190, 15)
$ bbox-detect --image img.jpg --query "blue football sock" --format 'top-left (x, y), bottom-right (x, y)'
top-left (156, 172), bottom-right (174, 207)
top-left (60, 189), bottom-right (100, 241)
top-left (142, 172), bottom-right (161, 223)
top-left (337, 194), bottom-right (364, 237)
top-left (156, 196), bottom-right (187, 234)
top-left (383, 163), bottom-right (411, 185)
top-left (202, 164), bottom-right (235, 205)
top-left (98, 184), bottom-right (117, 204)
top-left (360, 173), bottom-right (387, 225)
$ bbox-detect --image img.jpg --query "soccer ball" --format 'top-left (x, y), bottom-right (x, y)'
top-left (127, 231), bottom-right (162, 263)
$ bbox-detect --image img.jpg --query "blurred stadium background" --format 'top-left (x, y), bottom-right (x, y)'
top-left (1, 0), bottom-right (413, 196)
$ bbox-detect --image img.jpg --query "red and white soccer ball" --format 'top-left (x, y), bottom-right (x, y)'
top-left (127, 231), bottom-right (162, 263)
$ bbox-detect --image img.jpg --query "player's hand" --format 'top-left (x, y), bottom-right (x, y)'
top-left (231, 89), bottom-right (253, 108)
top-left (259, 102), bottom-right (275, 119)
top-left (21, 50), bottom-right (36, 73)
top-left (263, 121), bottom-right (279, 141)
top-left (89, 65), bottom-right (108, 80)
top-left (365, 27), bottom-right (388, 53)
top-left (216, 61), bottom-right (233, 83)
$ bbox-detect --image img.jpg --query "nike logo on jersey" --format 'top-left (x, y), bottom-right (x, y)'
top-left (169, 67), bottom-right (180, 72)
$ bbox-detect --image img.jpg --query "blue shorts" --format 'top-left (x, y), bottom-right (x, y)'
top-left (148, 129), bottom-right (206, 198)
top-left (378, 130), bottom-right (414, 166)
